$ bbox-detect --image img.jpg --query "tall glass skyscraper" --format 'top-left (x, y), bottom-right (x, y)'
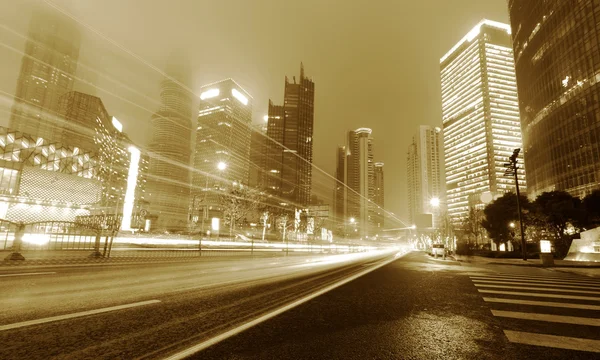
top-left (264, 64), bottom-right (315, 207)
top-left (440, 20), bottom-right (526, 222)
top-left (146, 77), bottom-right (193, 232)
top-left (192, 79), bottom-right (252, 229)
top-left (509, 1), bottom-right (600, 198)
top-left (406, 126), bottom-right (443, 228)
top-left (9, 8), bottom-right (80, 140)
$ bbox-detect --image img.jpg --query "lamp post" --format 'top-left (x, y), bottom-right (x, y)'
top-left (504, 148), bottom-right (527, 261)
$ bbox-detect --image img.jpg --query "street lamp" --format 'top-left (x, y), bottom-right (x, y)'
top-left (349, 217), bottom-right (355, 224)
top-left (217, 161), bottom-right (227, 171)
top-left (430, 197), bottom-right (440, 207)
top-left (509, 222), bottom-right (515, 228)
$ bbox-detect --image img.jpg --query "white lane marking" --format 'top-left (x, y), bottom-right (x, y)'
top-left (492, 309), bottom-right (600, 326)
top-left (483, 297), bottom-right (600, 310)
top-left (472, 279), bottom-right (600, 289)
top-left (162, 252), bottom-right (406, 360)
top-left (487, 272), bottom-right (599, 280)
top-left (504, 330), bottom-right (600, 353)
top-left (478, 289), bottom-right (600, 301)
top-left (470, 275), bottom-right (600, 286)
top-left (0, 300), bottom-right (161, 331)
top-left (474, 284), bottom-right (600, 295)
top-left (0, 272), bottom-right (56, 278)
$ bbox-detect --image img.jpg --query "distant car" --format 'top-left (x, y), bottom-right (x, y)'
top-left (431, 244), bottom-right (446, 257)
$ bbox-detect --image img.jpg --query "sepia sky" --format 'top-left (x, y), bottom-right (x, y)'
top-left (0, 0), bottom-right (509, 222)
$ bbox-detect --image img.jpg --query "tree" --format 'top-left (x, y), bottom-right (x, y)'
top-left (581, 189), bottom-right (600, 229)
top-left (533, 191), bottom-right (581, 256)
top-left (460, 206), bottom-right (485, 247)
top-left (482, 192), bottom-right (531, 249)
top-left (219, 186), bottom-right (260, 238)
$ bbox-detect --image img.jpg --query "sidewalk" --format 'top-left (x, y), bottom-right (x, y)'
top-left (453, 254), bottom-right (600, 268)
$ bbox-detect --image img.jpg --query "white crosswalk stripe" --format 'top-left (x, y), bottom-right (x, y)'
top-left (469, 272), bottom-right (600, 353)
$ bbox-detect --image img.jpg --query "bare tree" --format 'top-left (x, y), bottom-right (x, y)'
top-left (219, 186), bottom-right (260, 239)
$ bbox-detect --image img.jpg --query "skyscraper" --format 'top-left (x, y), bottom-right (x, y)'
top-left (9, 8), bottom-right (80, 140)
top-left (441, 19), bottom-right (526, 222)
top-left (264, 64), bottom-right (315, 207)
top-left (373, 162), bottom-right (385, 229)
top-left (192, 79), bottom-right (252, 228)
top-left (334, 145), bottom-right (346, 224)
top-left (146, 77), bottom-right (193, 232)
top-left (248, 121), bottom-right (268, 189)
top-left (508, 1), bottom-right (600, 198)
top-left (345, 128), bottom-right (374, 237)
top-left (406, 126), bottom-right (443, 228)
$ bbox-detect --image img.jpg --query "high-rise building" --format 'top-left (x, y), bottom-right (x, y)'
top-left (57, 91), bottom-right (148, 226)
top-left (146, 77), bottom-right (193, 232)
top-left (9, 8), bottom-right (80, 140)
top-left (248, 121), bottom-right (268, 189)
top-left (406, 126), bottom-right (443, 228)
top-left (333, 145), bottom-right (346, 224)
top-left (346, 128), bottom-right (374, 237)
top-left (264, 64), bottom-right (315, 207)
top-left (373, 162), bottom-right (385, 229)
top-left (441, 19), bottom-right (526, 222)
top-left (508, 1), bottom-right (600, 198)
top-left (192, 79), bottom-right (252, 228)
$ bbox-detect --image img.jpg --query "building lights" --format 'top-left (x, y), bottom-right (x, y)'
top-left (200, 88), bottom-right (220, 100)
top-left (111, 116), bottom-right (123, 132)
top-left (231, 88), bottom-right (248, 105)
top-left (121, 146), bottom-right (140, 231)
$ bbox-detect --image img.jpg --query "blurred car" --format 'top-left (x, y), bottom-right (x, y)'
top-left (431, 244), bottom-right (446, 257)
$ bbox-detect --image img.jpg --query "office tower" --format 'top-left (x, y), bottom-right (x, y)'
top-left (248, 121), bottom-right (268, 189)
top-left (441, 19), bottom-right (526, 222)
top-left (346, 128), bottom-right (374, 236)
top-left (373, 162), bottom-right (385, 229)
top-left (406, 126), bottom-right (443, 227)
top-left (146, 77), bottom-right (193, 232)
top-left (264, 64), bottom-right (315, 206)
top-left (9, 8), bottom-right (80, 140)
top-left (334, 145), bottom-right (346, 224)
top-left (509, 1), bottom-right (600, 198)
top-left (192, 79), bottom-right (252, 228)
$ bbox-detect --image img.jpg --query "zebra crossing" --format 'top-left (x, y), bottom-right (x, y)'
top-left (469, 272), bottom-right (600, 353)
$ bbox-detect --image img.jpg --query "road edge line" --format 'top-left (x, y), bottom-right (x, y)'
top-left (0, 300), bottom-right (161, 331)
top-left (162, 250), bottom-right (408, 360)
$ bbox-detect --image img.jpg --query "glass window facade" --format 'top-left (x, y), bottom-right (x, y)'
top-left (509, 0), bottom-right (600, 198)
top-left (441, 20), bottom-right (526, 222)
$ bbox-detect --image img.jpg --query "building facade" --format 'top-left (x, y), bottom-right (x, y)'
top-left (146, 78), bottom-right (193, 232)
top-left (441, 19), bottom-right (526, 223)
top-left (333, 145), bottom-right (346, 226)
top-left (9, 8), bottom-right (80, 140)
top-left (508, 1), bottom-right (600, 198)
top-left (406, 126), bottom-right (444, 228)
top-left (248, 122), bottom-right (268, 189)
top-left (192, 79), bottom-right (252, 230)
top-left (264, 64), bottom-right (315, 207)
top-left (373, 162), bottom-right (385, 229)
top-left (345, 128), bottom-right (375, 237)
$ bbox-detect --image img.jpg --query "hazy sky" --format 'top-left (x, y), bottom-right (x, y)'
top-left (0, 0), bottom-right (509, 223)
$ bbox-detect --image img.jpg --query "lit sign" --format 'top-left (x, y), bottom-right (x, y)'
top-left (231, 88), bottom-right (248, 105)
top-left (200, 88), bottom-right (220, 100)
top-left (211, 217), bottom-right (220, 231)
top-left (111, 116), bottom-right (123, 132)
top-left (121, 146), bottom-right (140, 231)
top-left (540, 240), bottom-right (552, 253)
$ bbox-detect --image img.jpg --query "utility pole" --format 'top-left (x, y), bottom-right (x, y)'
top-left (504, 148), bottom-right (527, 261)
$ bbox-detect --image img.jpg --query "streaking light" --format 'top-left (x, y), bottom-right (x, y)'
top-left (22, 233), bottom-right (50, 245)
top-left (231, 88), bottom-right (248, 105)
top-left (111, 116), bottom-right (123, 132)
top-left (121, 146), bottom-right (140, 231)
top-left (200, 88), bottom-right (220, 100)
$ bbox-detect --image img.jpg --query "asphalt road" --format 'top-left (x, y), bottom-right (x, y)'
top-left (0, 250), bottom-right (400, 359)
top-left (195, 252), bottom-right (600, 360)
top-left (1, 250), bottom-right (599, 359)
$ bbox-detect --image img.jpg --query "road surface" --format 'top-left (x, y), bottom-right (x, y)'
top-left (1, 251), bottom-right (599, 359)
